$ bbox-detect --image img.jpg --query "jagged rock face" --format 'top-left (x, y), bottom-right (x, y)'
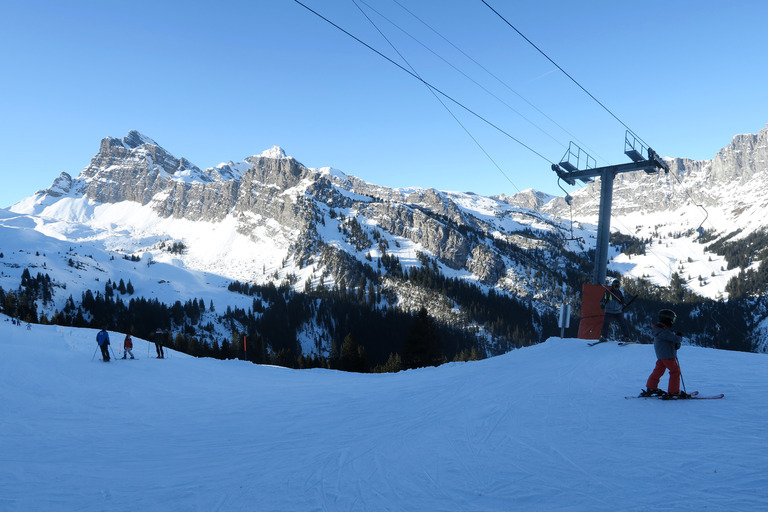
top-left (467, 244), bottom-right (506, 284)
top-left (79, 131), bottom-right (202, 205)
top-left (45, 173), bottom-right (73, 197)
top-left (362, 202), bottom-right (473, 270)
top-left (153, 180), bottom-right (240, 222)
top-left (74, 133), bottom-right (315, 235)
top-left (232, 157), bottom-right (311, 228)
top-left (711, 131), bottom-right (768, 185)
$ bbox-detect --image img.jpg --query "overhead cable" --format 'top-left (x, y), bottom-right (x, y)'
top-left (481, 0), bottom-right (650, 150)
top-left (294, 0), bottom-right (555, 166)
top-left (351, 0), bottom-right (529, 197)
top-left (389, 0), bottom-right (608, 163)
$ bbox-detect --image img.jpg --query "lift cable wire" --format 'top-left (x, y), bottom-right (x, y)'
top-left (358, 0), bottom-right (568, 154)
top-left (481, 0), bottom-right (650, 151)
top-left (294, 0), bottom-right (555, 167)
top-left (389, 0), bottom-right (608, 166)
top-left (352, 0), bottom-right (525, 194)
top-left (351, 0), bottom-right (550, 221)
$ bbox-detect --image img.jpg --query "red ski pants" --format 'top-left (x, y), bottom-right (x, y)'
top-left (646, 359), bottom-right (681, 395)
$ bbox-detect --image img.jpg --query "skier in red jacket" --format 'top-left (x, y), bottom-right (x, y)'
top-left (123, 334), bottom-right (134, 359)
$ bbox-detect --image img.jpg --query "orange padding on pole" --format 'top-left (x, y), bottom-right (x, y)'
top-left (578, 283), bottom-right (606, 340)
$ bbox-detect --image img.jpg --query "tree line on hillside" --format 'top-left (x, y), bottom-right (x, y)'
top-left (1, 261), bottom-right (535, 371)
top-left (4, 226), bottom-right (768, 372)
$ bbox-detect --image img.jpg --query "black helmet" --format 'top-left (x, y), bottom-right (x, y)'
top-left (659, 309), bottom-right (677, 325)
top-left (611, 279), bottom-right (620, 288)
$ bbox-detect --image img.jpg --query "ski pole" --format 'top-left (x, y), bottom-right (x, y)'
top-left (621, 294), bottom-right (638, 312)
top-left (676, 356), bottom-right (686, 394)
top-left (91, 345), bottom-right (99, 361)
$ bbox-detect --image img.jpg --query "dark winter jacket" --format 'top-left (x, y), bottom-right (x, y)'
top-left (601, 288), bottom-right (625, 314)
top-left (96, 330), bottom-right (110, 347)
top-left (651, 323), bottom-right (681, 360)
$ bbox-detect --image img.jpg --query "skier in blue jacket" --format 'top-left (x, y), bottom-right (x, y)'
top-left (96, 328), bottom-right (111, 362)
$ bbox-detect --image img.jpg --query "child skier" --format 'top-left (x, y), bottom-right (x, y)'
top-left (641, 309), bottom-right (691, 399)
top-left (123, 334), bottom-right (134, 359)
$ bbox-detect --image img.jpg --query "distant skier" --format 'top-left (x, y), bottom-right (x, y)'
top-left (123, 333), bottom-right (135, 359)
top-left (96, 328), bottom-right (111, 362)
top-left (153, 328), bottom-right (164, 359)
top-left (641, 309), bottom-right (691, 398)
top-left (598, 279), bottom-right (632, 343)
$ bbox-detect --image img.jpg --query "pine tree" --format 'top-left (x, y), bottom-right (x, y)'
top-left (404, 307), bottom-right (442, 369)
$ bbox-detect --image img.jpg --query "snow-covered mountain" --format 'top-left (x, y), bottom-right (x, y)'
top-left (5, 130), bottom-right (585, 361)
top-left (3, 125), bottom-right (768, 358)
top-left (3, 318), bottom-right (766, 511)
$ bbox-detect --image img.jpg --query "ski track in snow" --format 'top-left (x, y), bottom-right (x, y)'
top-left (1, 319), bottom-right (768, 511)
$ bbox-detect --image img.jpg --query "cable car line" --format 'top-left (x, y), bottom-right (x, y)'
top-left (294, 0), bottom-right (555, 167)
top-left (351, 0), bottom-right (542, 205)
top-left (358, 0), bottom-right (568, 153)
top-left (481, 0), bottom-right (649, 151)
top-left (389, 0), bottom-right (607, 165)
top-left (352, 0), bottom-right (553, 221)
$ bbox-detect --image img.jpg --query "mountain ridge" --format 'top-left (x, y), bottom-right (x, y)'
top-left (4, 124), bottom-right (768, 358)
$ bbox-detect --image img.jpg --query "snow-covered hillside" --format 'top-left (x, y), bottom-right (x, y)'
top-left (608, 208), bottom-right (735, 300)
top-left (2, 317), bottom-right (766, 511)
top-left (0, 208), bottom-right (255, 331)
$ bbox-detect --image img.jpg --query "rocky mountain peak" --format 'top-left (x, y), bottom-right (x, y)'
top-left (260, 146), bottom-right (288, 160)
top-left (43, 172), bottom-right (73, 197)
top-left (122, 130), bottom-right (159, 149)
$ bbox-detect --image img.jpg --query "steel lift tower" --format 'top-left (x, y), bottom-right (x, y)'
top-left (551, 132), bottom-right (669, 285)
top-left (552, 132), bottom-right (669, 340)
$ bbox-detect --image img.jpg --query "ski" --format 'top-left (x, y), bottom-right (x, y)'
top-left (625, 391), bottom-right (725, 400)
top-left (589, 339), bottom-right (637, 347)
top-left (626, 391), bottom-right (698, 399)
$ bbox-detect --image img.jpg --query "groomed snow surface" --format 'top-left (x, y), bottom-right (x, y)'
top-left (2, 316), bottom-right (767, 511)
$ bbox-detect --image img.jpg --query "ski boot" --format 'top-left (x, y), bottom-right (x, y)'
top-left (662, 391), bottom-right (692, 400)
top-left (639, 388), bottom-right (667, 398)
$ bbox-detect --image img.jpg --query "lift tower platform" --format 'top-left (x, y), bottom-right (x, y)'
top-left (552, 132), bottom-right (669, 285)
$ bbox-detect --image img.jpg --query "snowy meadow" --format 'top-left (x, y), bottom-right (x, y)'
top-left (1, 316), bottom-right (767, 511)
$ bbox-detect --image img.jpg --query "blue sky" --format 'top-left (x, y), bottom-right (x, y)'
top-left (2, 0), bottom-right (767, 208)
